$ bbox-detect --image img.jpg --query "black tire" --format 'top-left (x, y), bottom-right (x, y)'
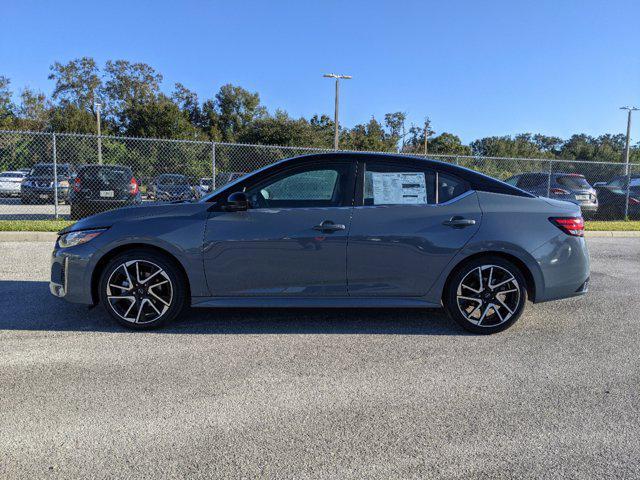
top-left (98, 249), bottom-right (187, 330)
top-left (443, 256), bottom-right (528, 334)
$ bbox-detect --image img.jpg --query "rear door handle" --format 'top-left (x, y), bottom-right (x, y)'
top-left (313, 220), bottom-right (346, 232)
top-left (442, 216), bottom-right (476, 228)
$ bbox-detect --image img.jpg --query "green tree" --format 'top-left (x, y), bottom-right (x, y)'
top-left (17, 88), bottom-right (50, 131)
top-left (215, 84), bottom-right (266, 142)
top-left (342, 117), bottom-right (396, 151)
top-left (48, 57), bottom-right (101, 110)
top-left (0, 76), bottom-right (16, 129)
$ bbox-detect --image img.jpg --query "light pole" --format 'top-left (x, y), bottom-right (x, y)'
top-left (323, 73), bottom-right (352, 150)
top-left (621, 106), bottom-right (638, 219)
top-left (95, 102), bottom-right (102, 165)
top-left (620, 106), bottom-right (638, 175)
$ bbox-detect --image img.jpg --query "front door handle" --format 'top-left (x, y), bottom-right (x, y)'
top-left (442, 216), bottom-right (476, 228)
top-left (313, 220), bottom-right (346, 232)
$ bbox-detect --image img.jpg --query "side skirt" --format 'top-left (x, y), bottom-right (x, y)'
top-left (190, 296), bottom-right (441, 309)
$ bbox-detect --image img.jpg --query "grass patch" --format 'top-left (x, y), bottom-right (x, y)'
top-left (585, 221), bottom-right (640, 231)
top-left (0, 219), bottom-right (74, 232)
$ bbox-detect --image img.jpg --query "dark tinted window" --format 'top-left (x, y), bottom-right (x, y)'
top-left (0, 172), bottom-right (24, 178)
top-left (78, 166), bottom-right (132, 184)
top-left (557, 175), bottom-right (591, 190)
top-left (438, 172), bottom-right (469, 203)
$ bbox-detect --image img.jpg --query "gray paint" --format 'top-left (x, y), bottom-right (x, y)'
top-left (50, 155), bottom-right (590, 314)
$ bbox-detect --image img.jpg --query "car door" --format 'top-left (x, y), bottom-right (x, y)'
top-left (203, 158), bottom-right (356, 297)
top-left (347, 158), bottom-right (481, 297)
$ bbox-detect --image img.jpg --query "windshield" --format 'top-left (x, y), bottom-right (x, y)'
top-left (557, 175), bottom-right (591, 190)
top-left (157, 175), bottom-right (189, 186)
top-left (200, 179), bottom-right (213, 187)
top-left (30, 165), bottom-right (69, 177)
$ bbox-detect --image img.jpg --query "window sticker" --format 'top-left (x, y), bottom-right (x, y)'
top-left (371, 172), bottom-right (427, 205)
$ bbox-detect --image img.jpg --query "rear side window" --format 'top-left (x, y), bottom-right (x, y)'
top-left (557, 175), bottom-right (591, 190)
top-left (363, 162), bottom-right (468, 205)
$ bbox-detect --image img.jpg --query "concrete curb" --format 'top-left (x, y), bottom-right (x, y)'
top-left (584, 231), bottom-right (640, 238)
top-left (0, 230), bottom-right (638, 242)
top-left (0, 231), bottom-right (59, 242)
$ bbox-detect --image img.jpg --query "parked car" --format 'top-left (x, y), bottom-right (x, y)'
top-left (593, 174), bottom-right (640, 219)
top-left (50, 153), bottom-right (589, 334)
top-left (147, 174), bottom-right (194, 202)
top-left (194, 177), bottom-right (213, 198)
top-left (504, 172), bottom-right (598, 216)
top-left (21, 163), bottom-right (74, 204)
top-left (69, 164), bottom-right (142, 220)
top-left (0, 171), bottom-right (27, 197)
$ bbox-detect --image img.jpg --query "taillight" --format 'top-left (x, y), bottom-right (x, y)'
top-left (129, 177), bottom-right (139, 195)
top-left (549, 217), bottom-right (584, 237)
top-left (550, 188), bottom-right (570, 196)
top-left (629, 197), bottom-right (640, 206)
top-left (73, 177), bottom-right (81, 192)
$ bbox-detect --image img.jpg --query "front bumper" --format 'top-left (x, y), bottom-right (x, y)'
top-left (49, 242), bottom-right (96, 304)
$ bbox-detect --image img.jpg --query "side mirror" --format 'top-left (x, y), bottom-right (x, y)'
top-left (224, 191), bottom-right (249, 212)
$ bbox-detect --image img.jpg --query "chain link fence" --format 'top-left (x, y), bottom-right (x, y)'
top-left (1, 130), bottom-right (638, 221)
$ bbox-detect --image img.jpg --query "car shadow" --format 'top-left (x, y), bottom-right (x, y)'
top-left (0, 281), bottom-right (467, 336)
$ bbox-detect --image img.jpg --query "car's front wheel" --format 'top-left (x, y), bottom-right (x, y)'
top-left (98, 249), bottom-right (187, 329)
top-left (444, 256), bottom-right (527, 334)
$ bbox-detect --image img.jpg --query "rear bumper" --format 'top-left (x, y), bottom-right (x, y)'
top-left (531, 233), bottom-right (590, 303)
top-left (22, 187), bottom-right (69, 199)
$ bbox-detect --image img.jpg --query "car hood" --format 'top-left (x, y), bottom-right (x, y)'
top-left (60, 202), bottom-right (204, 234)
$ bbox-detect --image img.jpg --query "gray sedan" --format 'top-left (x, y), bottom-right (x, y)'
top-left (50, 153), bottom-right (590, 334)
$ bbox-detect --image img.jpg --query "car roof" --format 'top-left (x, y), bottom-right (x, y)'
top-left (1, 170), bottom-right (26, 175)
top-left (77, 164), bottom-right (131, 171)
top-left (252, 152), bottom-right (534, 198)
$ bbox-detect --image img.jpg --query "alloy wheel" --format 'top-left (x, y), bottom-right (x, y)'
top-left (456, 264), bottom-right (520, 327)
top-left (106, 260), bottom-right (173, 324)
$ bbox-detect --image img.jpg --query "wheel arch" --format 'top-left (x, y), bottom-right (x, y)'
top-left (441, 251), bottom-right (538, 304)
top-left (91, 243), bottom-right (191, 305)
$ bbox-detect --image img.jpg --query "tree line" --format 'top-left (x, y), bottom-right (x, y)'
top-left (0, 57), bottom-right (638, 164)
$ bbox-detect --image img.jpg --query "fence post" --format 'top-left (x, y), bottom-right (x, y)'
top-left (52, 132), bottom-right (59, 219)
top-left (624, 167), bottom-right (631, 220)
top-left (211, 142), bottom-right (216, 190)
top-left (546, 160), bottom-right (552, 197)
top-left (455, 156), bottom-right (460, 166)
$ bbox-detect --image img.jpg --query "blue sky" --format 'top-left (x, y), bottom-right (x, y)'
top-left (2, 0), bottom-right (639, 143)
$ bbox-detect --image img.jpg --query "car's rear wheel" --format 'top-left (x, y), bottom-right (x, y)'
top-left (98, 250), bottom-right (186, 330)
top-left (444, 256), bottom-right (527, 334)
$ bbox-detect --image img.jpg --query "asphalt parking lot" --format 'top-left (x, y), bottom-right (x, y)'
top-left (1, 238), bottom-right (639, 479)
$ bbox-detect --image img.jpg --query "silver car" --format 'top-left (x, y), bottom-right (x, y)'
top-left (0, 170), bottom-right (27, 197)
top-left (50, 153), bottom-right (590, 334)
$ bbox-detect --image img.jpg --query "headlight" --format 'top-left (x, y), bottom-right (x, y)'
top-left (57, 180), bottom-right (69, 188)
top-left (58, 228), bottom-right (106, 248)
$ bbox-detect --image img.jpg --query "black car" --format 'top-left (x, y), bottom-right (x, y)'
top-left (147, 174), bottom-right (194, 202)
top-left (69, 164), bottom-right (142, 219)
top-left (593, 175), bottom-right (640, 219)
top-left (21, 163), bottom-right (74, 204)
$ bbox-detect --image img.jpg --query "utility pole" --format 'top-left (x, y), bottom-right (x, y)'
top-left (323, 73), bottom-right (352, 150)
top-left (95, 102), bottom-right (103, 165)
top-left (423, 118), bottom-right (432, 155)
top-left (620, 106), bottom-right (638, 175)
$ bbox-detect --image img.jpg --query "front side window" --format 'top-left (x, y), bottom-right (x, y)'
top-left (245, 164), bottom-right (349, 209)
